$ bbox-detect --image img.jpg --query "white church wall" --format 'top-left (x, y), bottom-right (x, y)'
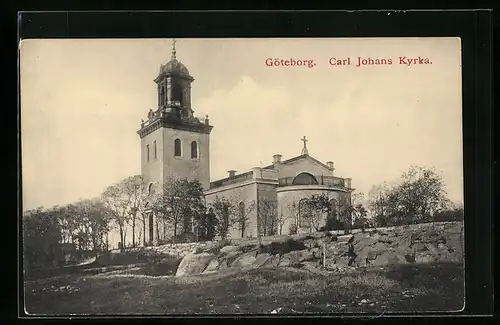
top-left (205, 182), bottom-right (258, 239)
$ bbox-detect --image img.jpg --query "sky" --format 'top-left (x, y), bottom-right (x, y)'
top-left (20, 38), bottom-right (463, 212)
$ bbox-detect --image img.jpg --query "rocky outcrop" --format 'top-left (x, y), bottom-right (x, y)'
top-left (173, 222), bottom-right (463, 277)
top-left (175, 252), bottom-right (215, 276)
top-left (324, 222), bottom-right (464, 268)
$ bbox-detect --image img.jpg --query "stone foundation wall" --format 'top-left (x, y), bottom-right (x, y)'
top-left (144, 241), bottom-right (215, 258)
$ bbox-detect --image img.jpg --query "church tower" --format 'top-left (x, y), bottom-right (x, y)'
top-left (137, 40), bottom-right (213, 191)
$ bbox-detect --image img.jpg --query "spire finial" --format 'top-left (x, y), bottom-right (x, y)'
top-left (301, 136), bottom-right (309, 155)
top-left (171, 38), bottom-right (177, 60)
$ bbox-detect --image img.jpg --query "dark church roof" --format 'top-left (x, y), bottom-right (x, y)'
top-left (160, 58), bottom-right (191, 76)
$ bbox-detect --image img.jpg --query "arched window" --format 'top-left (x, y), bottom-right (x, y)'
top-left (191, 141), bottom-right (198, 159)
top-left (146, 144), bottom-right (150, 162)
top-left (292, 172), bottom-right (318, 185)
top-left (298, 198), bottom-right (312, 229)
top-left (174, 139), bottom-right (181, 157)
top-left (153, 141), bottom-right (157, 159)
top-left (329, 198), bottom-right (337, 217)
top-left (172, 83), bottom-right (184, 106)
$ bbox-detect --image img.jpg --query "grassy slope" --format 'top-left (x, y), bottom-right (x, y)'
top-left (24, 262), bottom-right (464, 315)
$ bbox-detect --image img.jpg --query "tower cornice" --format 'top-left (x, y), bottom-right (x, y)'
top-left (137, 117), bottom-right (213, 138)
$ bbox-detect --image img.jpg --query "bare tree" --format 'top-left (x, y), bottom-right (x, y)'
top-left (276, 204), bottom-right (291, 235)
top-left (285, 200), bottom-right (301, 234)
top-left (121, 175), bottom-right (151, 247)
top-left (234, 199), bottom-right (256, 238)
top-left (257, 197), bottom-right (278, 237)
top-left (102, 183), bottom-right (131, 249)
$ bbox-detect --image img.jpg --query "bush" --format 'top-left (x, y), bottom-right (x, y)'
top-left (433, 208), bottom-right (464, 222)
top-left (323, 217), bottom-right (345, 231)
top-left (109, 248), bottom-right (164, 265)
top-left (374, 214), bottom-right (389, 227)
top-left (172, 232), bottom-right (197, 244)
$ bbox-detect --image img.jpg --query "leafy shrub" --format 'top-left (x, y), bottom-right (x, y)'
top-left (109, 248), bottom-right (164, 265)
top-left (172, 232), bottom-right (197, 244)
top-left (433, 208), bottom-right (464, 222)
top-left (323, 216), bottom-right (345, 231)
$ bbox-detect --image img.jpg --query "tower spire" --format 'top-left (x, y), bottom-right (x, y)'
top-left (171, 38), bottom-right (177, 60)
top-left (301, 136), bottom-right (309, 155)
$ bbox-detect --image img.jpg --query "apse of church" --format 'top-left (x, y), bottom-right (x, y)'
top-left (205, 137), bottom-right (354, 238)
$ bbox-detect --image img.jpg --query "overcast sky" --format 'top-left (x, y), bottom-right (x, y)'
top-left (20, 38), bottom-right (463, 211)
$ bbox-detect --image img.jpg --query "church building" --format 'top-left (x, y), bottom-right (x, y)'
top-left (137, 41), bottom-right (353, 243)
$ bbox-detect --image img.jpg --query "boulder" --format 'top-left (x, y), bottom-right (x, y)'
top-left (231, 251), bottom-right (257, 269)
top-left (411, 242), bottom-right (427, 252)
top-left (354, 237), bottom-right (377, 251)
top-left (252, 253), bottom-right (272, 268)
top-left (175, 252), bottom-right (215, 276)
top-left (337, 234), bottom-right (354, 243)
top-left (438, 243), bottom-right (448, 251)
top-left (372, 251), bottom-right (400, 266)
top-left (279, 249), bottom-right (315, 267)
top-left (202, 258), bottom-right (221, 274)
top-left (378, 235), bottom-right (392, 243)
top-left (192, 247), bottom-right (203, 254)
top-left (301, 261), bottom-right (325, 274)
top-left (371, 242), bottom-right (388, 254)
top-left (263, 254), bottom-right (281, 267)
top-left (415, 251), bottom-right (435, 263)
top-left (220, 245), bottom-right (240, 254)
top-left (425, 243), bottom-right (439, 255)
top-left (395, 245), bottom-right (413, 257)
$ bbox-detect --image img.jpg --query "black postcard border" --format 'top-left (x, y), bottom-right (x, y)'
top-left (13, 9), bottom-right (494, 320)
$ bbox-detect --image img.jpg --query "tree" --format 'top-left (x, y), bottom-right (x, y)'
top-left (276, 204), bottom-right (291, 235)
top-left (352, 204), bottom-right (369, 229)
top-left (209, 196), bottom-right (236, 240)
top-left (368, 166), bottom-right (449, 226)
top-left (336, 194), bottom-right (355, 229)
top-left (23, 207), bottom-right (62, 270)
top-left (284, 200), bottom-right (301, 235)
top-left (102, 183), bottom-right (131, 249)
top-left (235, 200), bottom-right (256, 238)
top-left (302, 194), bottom-right (331, 232)
top-left (121, 175), bottom-right (151, 247)
top-left (433, 201), bottom-right (464, 222)
top-left (368, 183), bottom-right (392, 227)
top-left (58, 199), bottom-right (113, 253)
top-left (152, 177), bottom-right (205, 243)
top-left (257, 197), bottom-right (277, 237)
